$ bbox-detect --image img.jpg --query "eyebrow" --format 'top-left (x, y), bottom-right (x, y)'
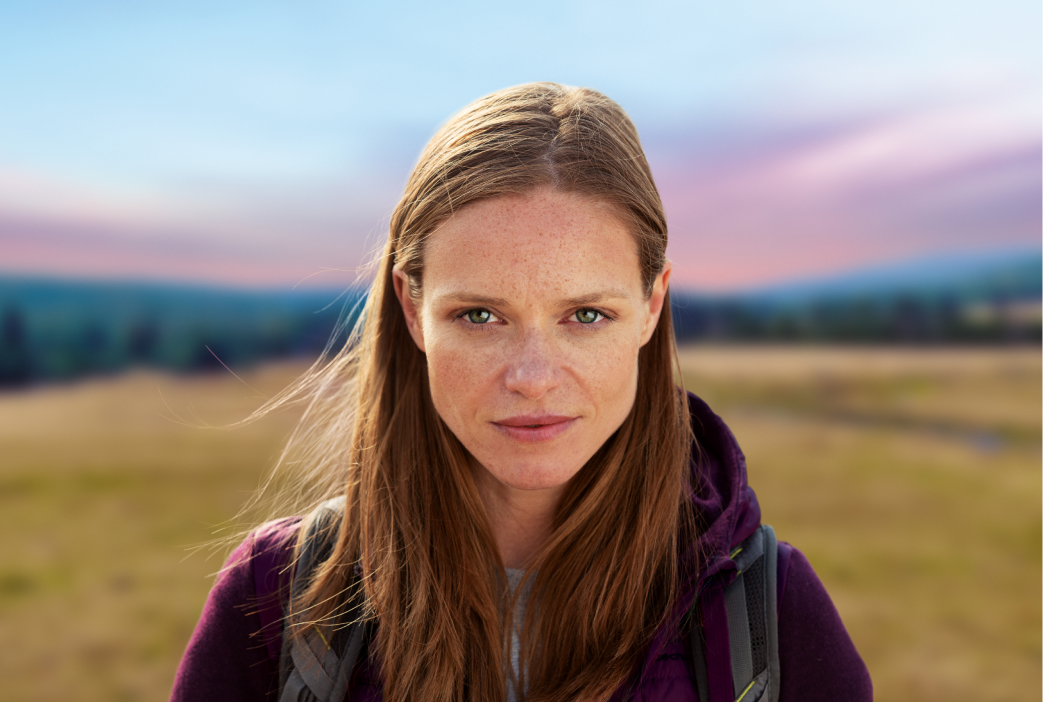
top-left (559, 289), bottom-right (631, 307)
top-left (438, 289), bottom-right (631, 308)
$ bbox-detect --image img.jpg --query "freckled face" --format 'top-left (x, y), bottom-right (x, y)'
top-left (399, 190), bottom-right (668, 493)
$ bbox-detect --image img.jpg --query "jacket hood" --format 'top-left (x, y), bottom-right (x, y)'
top-left (685, 390), bottom-right (762, 576)
top-left (627, 391), bottom-right (761, 694)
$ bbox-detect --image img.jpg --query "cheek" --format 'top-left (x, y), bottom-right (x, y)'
top-left (585, 338), bottom-right (641, 415)
top-left (422, 331), bottom-right (499, 421)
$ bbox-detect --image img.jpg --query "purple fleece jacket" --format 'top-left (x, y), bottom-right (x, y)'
top-left (172, 393), bottom-right (872, 701)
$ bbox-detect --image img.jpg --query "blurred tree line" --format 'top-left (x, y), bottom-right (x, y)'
top-left (0, 279), bottom-right (360, 387)
top-left (670, 292), bottom-right (1041, 344)
top-left (0, 260), bottom-right (1038, 388)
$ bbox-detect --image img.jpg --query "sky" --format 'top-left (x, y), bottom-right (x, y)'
top-left (0, 0), bottom-right (1039, 290)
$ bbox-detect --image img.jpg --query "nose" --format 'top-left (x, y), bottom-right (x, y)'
top-left (503, 331), bottom-right (563, 400)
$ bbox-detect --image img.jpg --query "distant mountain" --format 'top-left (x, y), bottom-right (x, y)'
top-left (736, 247), bottom-right (1041, 307)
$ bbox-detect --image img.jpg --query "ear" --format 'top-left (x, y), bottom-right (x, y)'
top-left (392, 267), bottom-right (426, 352)
top-left (639, 260), bottom-right (672, 347)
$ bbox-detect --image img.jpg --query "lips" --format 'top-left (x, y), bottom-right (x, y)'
top-left (492, 414), bottom-right (578, 443)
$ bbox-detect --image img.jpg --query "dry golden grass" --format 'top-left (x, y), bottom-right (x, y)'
top-left (0, 346), bottom-right (1039, 700)
top-left (677, 345), bottom-right (1040, 444)
top-left (0, 364), bottom-right (308, 700)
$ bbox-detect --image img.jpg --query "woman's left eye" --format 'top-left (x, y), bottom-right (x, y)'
top-left (573, 309), bottom-right (604, 324)
top-left (464, 309), bottom-right (498, 324)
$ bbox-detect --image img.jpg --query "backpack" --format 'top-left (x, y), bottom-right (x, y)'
top-left (687, 523), bottom-right (781, 702)
top-left (278, 498), bottom-right (780, 702)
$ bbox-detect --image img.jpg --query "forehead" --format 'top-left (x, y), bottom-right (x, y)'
top-left (422, 190), bottom-right (642, 300)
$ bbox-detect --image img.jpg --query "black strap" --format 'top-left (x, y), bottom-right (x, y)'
top-left (688, 608), bottom-right (711, 702)
top-left (688, 525), bottom-right (780, 702)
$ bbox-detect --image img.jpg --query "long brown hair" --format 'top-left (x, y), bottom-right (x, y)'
top-left (271, 83), bottom-right (694, 701)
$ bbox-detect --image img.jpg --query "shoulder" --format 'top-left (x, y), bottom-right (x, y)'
top-left (170, 517), bottom-right (302, 702)
top-left (777, 543), bottom-right (873, 701)
top-left (243, 516), bottom-right (304, 660)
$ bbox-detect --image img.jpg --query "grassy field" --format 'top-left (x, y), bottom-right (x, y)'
top-left (0, 346), bottom-right (1039, 700)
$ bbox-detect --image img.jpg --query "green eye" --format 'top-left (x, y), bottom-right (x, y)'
top-left (576, 309), bottom-right (601, 324)
top-left (466, 310), bottom-right (492, 324)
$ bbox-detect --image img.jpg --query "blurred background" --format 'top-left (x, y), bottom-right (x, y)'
top-left (0, 1), bottom-right (1039, 699)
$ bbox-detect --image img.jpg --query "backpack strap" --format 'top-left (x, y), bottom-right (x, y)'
top-left (279, 497), bottom-right (367, 702)
top-left (689, 524), bottom-right (780, 702)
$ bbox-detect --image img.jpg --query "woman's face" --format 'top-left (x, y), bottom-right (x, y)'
top-left (394, 189), bottom-right (670, 499)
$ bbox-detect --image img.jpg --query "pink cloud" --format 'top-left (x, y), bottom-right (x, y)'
top-left (658, 102), bottom-right (1040, 290)
top-left (0, 214), bottom-right (368, 289)
top-left (0, 166), bottom-right (390, 289)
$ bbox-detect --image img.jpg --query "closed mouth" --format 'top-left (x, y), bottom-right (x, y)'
top-left (491, 415), bottom-right (578, 443)
top-left (494, 415), bottom-right (575, 427)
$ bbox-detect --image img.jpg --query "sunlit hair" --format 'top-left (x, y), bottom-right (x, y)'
top-left (253, 82), bottom-right (695, 701)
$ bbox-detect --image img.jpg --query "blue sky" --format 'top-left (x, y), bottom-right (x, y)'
top-left (0, 1), bottom-right (1039, 289)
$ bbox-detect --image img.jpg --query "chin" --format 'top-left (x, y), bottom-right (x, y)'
top-left (482, 456), bottom-right (585, 492)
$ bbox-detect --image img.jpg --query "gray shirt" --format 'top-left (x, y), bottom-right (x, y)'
top-left (504, 568), bottom-right (533, 701)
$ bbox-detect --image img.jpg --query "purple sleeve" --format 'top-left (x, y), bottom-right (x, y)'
top-left (170, 521), bottom-right (299, 702)
top-left (777, 547), bottom-right (873, 701)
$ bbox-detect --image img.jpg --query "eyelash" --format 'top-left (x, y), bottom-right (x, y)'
top-left (453, 308), bottom-right (614, 329)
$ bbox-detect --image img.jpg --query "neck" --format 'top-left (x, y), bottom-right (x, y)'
top-left (473, 468), bottom-right (562, 570)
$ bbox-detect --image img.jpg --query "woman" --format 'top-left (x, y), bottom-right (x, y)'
top-left (172, 83), bottom-right (871, 701)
